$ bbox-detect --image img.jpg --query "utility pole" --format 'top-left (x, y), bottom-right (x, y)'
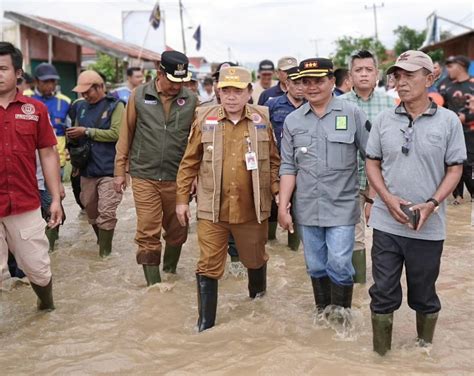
top-left (364, 3), bottom-right (384, 41)
top-left (310, 39), bottom-right (321, 56)
top-left (179, 0), bottom-right (186, 54)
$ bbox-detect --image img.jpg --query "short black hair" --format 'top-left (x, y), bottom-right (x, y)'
top-left (126, 67), bottom-right (142, 77)
top-left (0, 42), bottom-right (23, 71)
top-left (349, 50), bottom-right (377, 70)
top-left (334, 68), bottom-right (349, 88)
top-left (203, 77), bottom-right (213, 86)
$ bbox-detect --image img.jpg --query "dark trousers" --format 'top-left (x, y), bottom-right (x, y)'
top-left (453, 162), bottom-right (473, 199)
top-left (71, 171), bottom-right (84, 209)
top-left (369, 229), bottom-right (443, 315)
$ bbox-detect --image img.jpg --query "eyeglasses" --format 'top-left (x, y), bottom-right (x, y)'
top-left (400, 122), bottom-right (414, 155)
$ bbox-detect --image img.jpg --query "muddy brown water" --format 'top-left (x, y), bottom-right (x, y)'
top-left (1, 185), bottom-right (473, 375)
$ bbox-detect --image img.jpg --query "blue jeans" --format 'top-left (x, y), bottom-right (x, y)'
top-left (299, 225), bottom-right (355, 286)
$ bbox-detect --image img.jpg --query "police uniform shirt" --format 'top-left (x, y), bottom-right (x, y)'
top-left (280, 97), bottom-right (370, 227)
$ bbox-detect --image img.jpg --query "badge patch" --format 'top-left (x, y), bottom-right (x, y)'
top-left (205, 117), bottom-right (218, 125)
top-left (335, 116), bottom-right (348, 130)
top-left (144, 99), bottom-right (158, 105)
top-left (202, 125), bottom-right (215, 132)
top-left (21, 103), bottom-right (35, 115)
top-left (252, 113), bottom-right (262, 123)
top-left (177, 98), bottom-right (185, 106)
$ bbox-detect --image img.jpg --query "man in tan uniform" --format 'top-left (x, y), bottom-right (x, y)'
top-left (176, 66), bottom-right (280, 331)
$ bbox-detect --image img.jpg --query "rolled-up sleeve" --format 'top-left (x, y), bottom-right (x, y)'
top-left (279, 118), bottom-right (296, 176)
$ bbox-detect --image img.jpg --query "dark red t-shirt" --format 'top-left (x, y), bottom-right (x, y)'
top-left (0, 91), bottom-right (57, 217)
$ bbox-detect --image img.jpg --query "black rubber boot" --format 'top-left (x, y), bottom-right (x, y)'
top-left (162, 244), bottom-right (182, 274)
top-left (98, 229), bottom-right (114, 258)
top-left (45, 226), bottom-right (59, 253)
top-left (352, 249), bottom-right (366, 284)
top-left (330, 282), bottom-right (353, 308)
top-left (248, 263), bottom-right (267, 298)
top-left (30, 278), bottom-right (55, 311)
top-left (287, 229), bottom-right (301, 251)
top-left (196, 274), bottom-right (218, 332)
top-left (372, 312), bottom-right (393, 356)
top-left (311, 276), bottom-right (331, 313)
top-left (416, 312), bottom-right (438, 346)
top-left (143, 265), bottom-right (161, 286)
top-left (268, 221), bottom-right (278, 240)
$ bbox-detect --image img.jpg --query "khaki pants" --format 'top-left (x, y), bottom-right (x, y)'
top-left (132, 178), bottom-right (188, 265)
top-left (0, 208), bottom-right (51, 287)
top-left (197, 219), bottom-right (269, 279)
top-left (80, 177), bottom-right (123, 231)
top-left (354, 188), bottom-right (368, 251)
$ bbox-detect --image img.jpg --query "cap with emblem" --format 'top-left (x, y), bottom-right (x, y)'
top-left (298, 58), bottom-right (334, 78)
top-left (212, 61), bottom-right (237, 80)
top-left (217, 66), bottom-right (252, 89)
top-left (386, 50), bottom-right (434, 75)
top-left (259, 59), bottom-right (275, 73)
top-left (277, 56), bottom-right (298, 71)
top-left (286, 66), bottom-right (300, 81)
top-left (34, 63), bottom-right (60, 81)
top-left (72, 70), bottom-right (104, 93)
top-left (445, 55), bottom-right (470, 70)
top-left (159, 50), bottom-right (191, 83)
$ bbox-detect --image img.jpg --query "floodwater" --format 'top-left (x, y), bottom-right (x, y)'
top-left (1, 185), bottom-right (473, 375)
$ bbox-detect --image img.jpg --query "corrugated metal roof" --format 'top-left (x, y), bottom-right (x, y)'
top-left (4, 11), bottom-right (161, 62)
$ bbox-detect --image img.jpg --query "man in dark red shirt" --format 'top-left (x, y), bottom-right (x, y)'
top-left (0, 42), bottom-right (62, 311)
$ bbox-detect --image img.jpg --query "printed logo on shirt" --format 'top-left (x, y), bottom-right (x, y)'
top-left (21, 103), bottom-right (36, 115)
top-left (251, 113), bottom-right (262, 123)
top-left (101, 111), bottom-right (108, 119)
top-left (335, 116), bottom-right (348, 131)
top-left (254, 124), bottom-right (266, 130)
top-left (202, 125), bottom-right (215, 132)
top-left (144, 99), bottom-right (158, 105)
top-left (205, 117), bottom-right (218, 125)
top-left (177, 98), bottom-right (186, 106)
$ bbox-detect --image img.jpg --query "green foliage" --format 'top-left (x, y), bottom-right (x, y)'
top-left (88, 52), bottom-right (123, 84)
top-left (331, 36), bottom-right (387, 68)
top-left (426, 49), bottom-right (444, 63)
top-left (393, 26), bottom-right (426, 55)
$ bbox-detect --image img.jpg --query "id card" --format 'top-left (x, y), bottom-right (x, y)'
top-left (245, 152), bottom-right (258, 170)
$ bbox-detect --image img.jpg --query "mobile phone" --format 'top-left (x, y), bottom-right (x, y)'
top-left (400, 204), bottom-right (420, 230)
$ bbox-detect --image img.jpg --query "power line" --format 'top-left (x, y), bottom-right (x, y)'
top-left (364, 3), bottom-right (384, 41)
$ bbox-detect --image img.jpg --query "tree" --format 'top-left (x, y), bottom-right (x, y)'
top-left (393, 26), bottom-right (426, 55)
top-left (331, 36), bottom-right (387, 68)
top-left (88, 52), bottom-right (123, 84)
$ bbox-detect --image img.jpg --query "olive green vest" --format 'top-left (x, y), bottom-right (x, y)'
top-left (130, 80), bottom-right (197, 181)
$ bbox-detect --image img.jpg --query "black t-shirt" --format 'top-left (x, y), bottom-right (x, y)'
top-left (440, 77), bottom-right (474, 115)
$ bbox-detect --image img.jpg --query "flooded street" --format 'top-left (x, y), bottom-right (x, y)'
top-left (1, 185), bottom-right (473, 375)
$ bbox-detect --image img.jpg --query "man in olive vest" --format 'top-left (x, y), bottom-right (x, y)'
top-left (114, 51), bottom-right (198, 285)
top-left (176, 66), bottom-right (280, 331)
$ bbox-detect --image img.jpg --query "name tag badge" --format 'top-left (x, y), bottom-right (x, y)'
top-left (335, 116), bottom-right (348, 131)
top-left (245, 152), bottom-right (258, 171)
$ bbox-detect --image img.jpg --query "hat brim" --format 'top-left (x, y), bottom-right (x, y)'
top-left (217, 82), bottom-right (249, 89)
top-left (259, 69), bottom-right (274, 74)
top-left (386, 62), bottom-right (428, 75)
top-left (37, 74), bottom-right (60, 81)
top-left (278, 65), bottom-right (297, 71)
top-left (166, 72), bottom-right (192, 83)
top-left (72, 83), bottom-right (93, 93)
top-left (298, 71), bottom-right (331, 78)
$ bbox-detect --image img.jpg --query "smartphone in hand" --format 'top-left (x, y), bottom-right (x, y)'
top-left (400, 204), bottom-right (420, 230)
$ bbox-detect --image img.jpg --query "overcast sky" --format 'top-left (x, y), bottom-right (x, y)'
top-left (1, 0), bottom-right (472, 65)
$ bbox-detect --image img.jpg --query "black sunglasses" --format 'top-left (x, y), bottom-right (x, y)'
top-left (400, 122), bottom-right (414, 155)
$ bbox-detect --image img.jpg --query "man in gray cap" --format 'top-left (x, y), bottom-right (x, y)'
top-left (365, 50), bottom-right (467, 355)
top-left (252, 59), bottom-right (276, 104)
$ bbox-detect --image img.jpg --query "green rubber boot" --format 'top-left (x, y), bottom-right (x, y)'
top-left (268, 221), bottom-right (277, 240)
top-left (287, 229), bottom-right (301, 251)
top-left (162, 244), bottom-right (182, 274)
top-left (45, 226), bottom-right (59, 253)
top-left (98, 229), bottom-right (114, 258)
top-left (416, 312), bottom-right (438, 346)
top-left (352, 249), bottom-right (367, 284)
top-left (30, 278), bottom-right (55, 311)
top-left (371, 312), bottom-right (393, 356)
top-left (92, 225), bottom-right (99, 244)
top-left (143, 265), bottom-right (161, 286)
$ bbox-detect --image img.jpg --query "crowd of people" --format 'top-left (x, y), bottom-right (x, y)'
top-left (0, 39), bottom-right (472, 356)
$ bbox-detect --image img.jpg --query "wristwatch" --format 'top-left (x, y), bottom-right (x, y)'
top-left (363, 194), bottom-right (374, 204)
top-left (85, 128), bottom-right (90, 138)
top-left (425, 198), bottom-right (440, 212)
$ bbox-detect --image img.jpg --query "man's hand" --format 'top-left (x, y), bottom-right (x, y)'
top-left (114, 176), bottom-right (127, 193)
top-left (59, 183), bottom-right (66, 200)
top-left (66, 127), bottom-right (87, 140)
top-left (47, 200), bottom-right (63, 229)
top-left (278, 203), bottom-right (294, 234)
top-left (383, 193), bottom-right (411, 224)
top-left (190, 177), bottom-right (198, 199)
top-left (364, 202), bottom-right (372, 224)
top-left (275, 193), bottom-right (280, 206)
top-left (176, 204), bottom-right (191, 227)
top-left (408, 202), bottom-right (435, 231)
